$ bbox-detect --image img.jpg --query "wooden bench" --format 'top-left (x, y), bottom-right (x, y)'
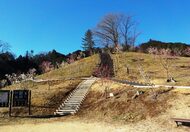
top-left (171, 118), bottom-right (190, 127)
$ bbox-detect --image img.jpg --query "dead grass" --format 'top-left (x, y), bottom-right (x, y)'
top-left (0, 52), bottom-right (190, 131)
top-left (77, 80), bottom-right (175, 124)
top-left (38, 54), bottom-right (100, 80)
top-left (0, 54), bottom-right (99, 124)
top-left (111, 52), bottom-right (190, 85)
top-left (0, 54), bottom-right (99, 117)
top-left (0, 79), bottom-right (82, 117)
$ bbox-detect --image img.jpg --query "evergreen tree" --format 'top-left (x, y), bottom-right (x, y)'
top-left (82, 29), bottom-right (95, 53)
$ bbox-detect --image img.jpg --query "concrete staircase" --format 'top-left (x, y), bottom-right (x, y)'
top-left (54, 77), bottom-right (96, 116)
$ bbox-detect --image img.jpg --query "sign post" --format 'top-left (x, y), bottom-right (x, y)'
top-left (28, 90), bottom-right (31, 115)
top-left (0, 90), bottom-right (31, 116)
top-left (0, 90), bottom-right (11, 116)
top-left (9, 91), bottom-right (12, 117)
top-left (0, 90), bottom-right (10, 107)
top-left (48, 80), bottom-right (50, 90)
top-left (12, 90), bottom-right (31, 115)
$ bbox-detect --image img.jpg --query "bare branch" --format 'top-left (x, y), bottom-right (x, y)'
top-left (0, 40), bottom-right (10, 53)
top-left (94, 13), bottom-right (140, 52)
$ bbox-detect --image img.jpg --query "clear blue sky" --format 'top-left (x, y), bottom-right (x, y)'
top-left (0, 0), bottom-right (190, 56)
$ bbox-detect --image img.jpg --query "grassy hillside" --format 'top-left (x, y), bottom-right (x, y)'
top-left (111, 52), bottom-right (190, 85)
top-left (0, 52), bottom-right (190, 132)
top-left (39, 54), bottom-right (100, 80)
top-left (77, 79), bottom-right (190, 132)
top-left (1, 54), bottom-right (100, 117)
top-left (1, 79), bottom-right (82, 116)
top-left (78, 80), bottom-right (175, 122)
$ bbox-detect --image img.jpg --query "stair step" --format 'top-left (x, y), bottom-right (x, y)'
top-left (69, 98), bottom-right (84, 100)
top-left (73, 92), bottom-right (87, 93)
top-left (72, 94), bottom-right (86, 96)
top-left (60, 105), bottom-right (79, 109)
top-left (71, 96), bottom-right (84, 98)
top-left (67, 96), bottom-right (84, 98)
top-left (60, 105), bottom-right (79, 108)
top-left (54, 77), bottom-right (96, 116)
top-left (66, 99), bottom-right (83, 101)
top-left (63, 106), bottom-right (79, 109)
top-left (75, 89), bottom-right (88, 91)
top-left (65, 102), bottom-right (81, 104)
top-left (59, 105), bottom-right (78, 109)
top-left (73, 93), bottom-right (87, 95)
top-left (55, 111), bottom-right (75, 115)
top-left (70, 95), bottom-right (84, 97)
top-left (73, 93), bottom-right (87, 94)
top-left (57, 109), bottom-right (76, 112)
top-left (69, 94), bottom-right (85, 96)
top-left (64, 102), bottom-right (81, 104)
top-left (55, 112), bottom-right (74, 115)
top-left (65, 101), bottom-right (81, 103)
top-left (66, 99), bottom-right (81, 102)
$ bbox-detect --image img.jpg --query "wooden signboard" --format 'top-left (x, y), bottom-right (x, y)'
top-left (0, 90), bottom-right (31, 116)
top-left (12, 90), bottom-right (29, 107)
top-left (0, 90), bottom-right (10, 107)
top-left (10, 90), bottom-right (31, 116)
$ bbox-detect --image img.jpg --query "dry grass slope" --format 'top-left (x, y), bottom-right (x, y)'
top-left (78, 80), bottom-right (174, 123)
top-left (1, 79), bottom-right (81, 117)
top-left (0, 52), bottom-right (190, 132)
top-left (111, 52), bottom-right (190, 85)
top-left (0, 54), bottom-right (100, 118)
top-left (38, 54), bottom-right (100, 80)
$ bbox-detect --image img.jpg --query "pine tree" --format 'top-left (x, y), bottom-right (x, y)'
top-left (82, 29), bottom-right (95, 53)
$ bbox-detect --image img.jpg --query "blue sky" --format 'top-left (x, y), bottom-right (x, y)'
top-left (0, 0), bottom-right (190, 56)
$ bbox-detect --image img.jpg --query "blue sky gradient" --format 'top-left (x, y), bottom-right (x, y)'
top-left (0, 0), bottom-right (190, 56)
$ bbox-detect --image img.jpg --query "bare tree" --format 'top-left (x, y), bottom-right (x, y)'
top-left (0, 40), bottom-right (10, 53)
top-left (119, 15), bottom-right (140, 50)
top-left (148, 47), bottom-right (176, 82)
top-left (184, 47), bottom-right (190, 56)
top-left (119, 15), bottom-right (133, 45)
top-left (39, 61), bottom-right (54, 73)
top-left (128, 28), bottom-right (141, 50)
top-left (94, 13), bottom-right (140, 52)
top-left (94, 14), bottom-right (121, 51)
top-left (158, 49), bottom-right (174, 81)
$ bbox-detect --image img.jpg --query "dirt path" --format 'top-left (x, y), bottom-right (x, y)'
top-left (94, 53), bottom-right (114, 77)
top-left (0, 121), bottom-right (119, 132)
top-left (0, 119), bottom-right (188, 132)
top-left (113, 78), bottom-right (190, 89)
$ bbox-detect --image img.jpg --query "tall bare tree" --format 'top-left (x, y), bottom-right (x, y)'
top-left (94, 13), bottom-right (140, 52)
top-left (119, 15), bottom-right (133, 46)
top-left (127, 28), bottom-right (140, 50)
top-left (94, 14), bottom-right (121, 51)
top-left (119, 14), bottom-right (140, 50)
